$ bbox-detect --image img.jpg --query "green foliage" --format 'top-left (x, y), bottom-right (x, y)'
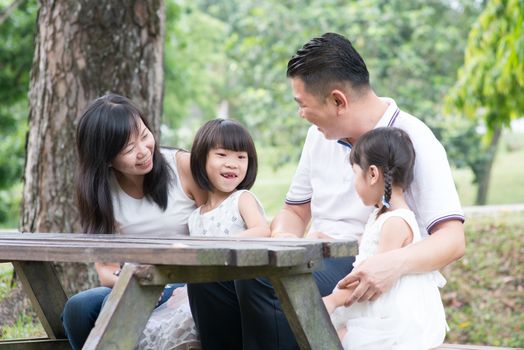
top-left (0, 0), bottom-right (37, 227)
top-left (166, 0), bottom-right (481, 166)
top-left (446, 0), bottom-right (524, 132)
top-left (444, 0), bottom-right (523, 204)
top-left (0, 0), bottom-right (35, 189)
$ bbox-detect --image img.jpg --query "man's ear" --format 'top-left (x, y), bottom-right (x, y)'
top-left (331, 89), bottom-right (348, 110)
top-left (368, 165), bottom-right (380, 185)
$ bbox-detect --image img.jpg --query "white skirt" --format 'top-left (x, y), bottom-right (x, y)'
top-left (331, 272), bottom-right (448, 350)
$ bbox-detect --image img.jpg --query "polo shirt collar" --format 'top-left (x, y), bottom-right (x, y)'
top-left (337, 97), bottom-right (400, 149)
top-left (375, 97), bottom-right (400, 128)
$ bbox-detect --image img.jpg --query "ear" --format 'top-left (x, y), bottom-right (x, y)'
top-left (368, 165), bottom-right (381, 185)
top-left (330, 89), bottom-right (348, 111)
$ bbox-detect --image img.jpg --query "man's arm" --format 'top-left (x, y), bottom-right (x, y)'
top-left (338, 219), bottom-right (464, 305)
top-left (270, 202), bottom-right (311, 238)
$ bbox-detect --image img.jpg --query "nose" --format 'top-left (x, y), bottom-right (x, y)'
top-left (136, 142), bottom-right (149, 159)
top-left (225, 158), bottom-right (238, 168)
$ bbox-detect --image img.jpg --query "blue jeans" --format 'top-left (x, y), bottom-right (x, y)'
top-left (187, 256), bottom-right (355, 350)
top-left (62, 283), bottom-right (183, 350)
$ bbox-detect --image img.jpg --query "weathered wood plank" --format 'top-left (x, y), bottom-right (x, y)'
top-left (12, 262), bottom-right (67, 339)
top-left (133, 261), bottom-right (322, 285)
top-left (0, 338), bottom-right (71, 350)
top-left (83, 263), bottom-right (164, 350)
top-left (269, 273), bottom-right (343, 350)
top-left (0, 232), bottom-right (357, 260)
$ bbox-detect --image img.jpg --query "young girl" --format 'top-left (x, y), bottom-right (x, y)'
top-left (323, 127), bottom-right (448, 349)
top-left (188, 118), bottom-right (270, 238)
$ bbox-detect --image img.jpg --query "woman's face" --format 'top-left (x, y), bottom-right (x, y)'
top-left (111, 118), bottom-right (155, 178)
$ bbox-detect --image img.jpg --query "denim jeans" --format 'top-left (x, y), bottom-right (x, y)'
top-left (62, 283), bottom-right (183, 350)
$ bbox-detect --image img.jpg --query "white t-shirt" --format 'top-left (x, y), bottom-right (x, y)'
top-left (285, 97), bottom-right (464, 240)
top-left (110, 148), bottom-right (196, 236)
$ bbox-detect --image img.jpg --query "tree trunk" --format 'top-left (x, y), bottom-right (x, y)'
top-left (21, 0), bottom-right (165, 295)
top-left (475, 126), bottom-right (502, 205)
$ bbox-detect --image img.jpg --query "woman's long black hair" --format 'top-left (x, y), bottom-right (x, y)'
top-left (75, 94), bottom-right (172, 233)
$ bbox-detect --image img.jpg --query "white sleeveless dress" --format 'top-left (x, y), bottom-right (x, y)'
top-left (187, 190), bottom-right (264, 237)
top-left (110, 149), bottom-right (199, 350)
top-left (330, 209), bottom-right (448, 350)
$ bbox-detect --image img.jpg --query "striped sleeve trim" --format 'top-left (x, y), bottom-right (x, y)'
top-left (285, 198), bottom-right (312, 205)
top-left (427, 214), bottom-right (465, 234)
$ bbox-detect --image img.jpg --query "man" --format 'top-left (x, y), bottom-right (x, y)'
top-left (188, 32), bottom-right (465, 349)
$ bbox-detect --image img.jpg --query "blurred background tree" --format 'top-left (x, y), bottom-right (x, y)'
top-left (3, 0), bottom-right (524, 221)
top-left (445, 0), bottom-right (524, 204)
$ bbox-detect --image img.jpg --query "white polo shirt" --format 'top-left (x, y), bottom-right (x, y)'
top-left (285, 97), bottom-right (464, 240)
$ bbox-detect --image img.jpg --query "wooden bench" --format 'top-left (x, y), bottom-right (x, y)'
top-left (0, 232), bottom-right (357, 350)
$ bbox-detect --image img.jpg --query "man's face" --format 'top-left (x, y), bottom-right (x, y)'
top-left (291, 78), bottom-right (339, 140)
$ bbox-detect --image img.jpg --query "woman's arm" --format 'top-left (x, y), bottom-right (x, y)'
top-left (237, 192), bottom-right (271, 237)
top-left (95, 262), bottom-right (121, 288)
top-left (176, 151), bottom-right (207, 206)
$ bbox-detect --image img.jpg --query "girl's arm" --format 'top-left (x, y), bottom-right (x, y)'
top-left (237, 192), bottom-right (271, 237)
top-left (376, 216), bottom-right (413, 254)
top-left (95, 262), bottom-right (121, 288)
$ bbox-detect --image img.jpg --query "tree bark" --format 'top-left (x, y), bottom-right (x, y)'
top-left (21, 0), bottom-right (164, 295)
top-left (475, 126), bottom-right (502, 205)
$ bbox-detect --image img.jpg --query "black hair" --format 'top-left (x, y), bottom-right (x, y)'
top-left (190, 118), bottom-right (258, 192)
top-left (287, 32), bottom-right (370, 98)
top-left (350, 127), bottom-right (416, 216)
top-left (75, 93), bottom-right (172, 233)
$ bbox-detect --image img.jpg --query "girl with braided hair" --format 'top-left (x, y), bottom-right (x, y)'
top-left (323, 127), bottom-right (448, 349)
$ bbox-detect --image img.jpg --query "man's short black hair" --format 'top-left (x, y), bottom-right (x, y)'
top-left (287, 33), bottom-right (370, 97)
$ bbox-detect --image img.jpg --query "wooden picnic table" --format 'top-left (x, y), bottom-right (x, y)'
top-left (0, 232), bottom-right (357, 350)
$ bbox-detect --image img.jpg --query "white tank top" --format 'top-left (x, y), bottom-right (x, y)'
top-left (110, 148), bottom-right (196, 237)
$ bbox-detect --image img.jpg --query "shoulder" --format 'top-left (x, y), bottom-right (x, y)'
top-left (379, 211), bottom-right (415, 244)
top-left (238, 190), bottom-right (263, 211)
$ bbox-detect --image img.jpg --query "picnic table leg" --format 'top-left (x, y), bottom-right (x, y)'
top-left (269, 273), bottom-right (343, 350)
top-left (13, 261), bottom-right (68, 339)
top-left (83, 263), bottom-right (164, 350)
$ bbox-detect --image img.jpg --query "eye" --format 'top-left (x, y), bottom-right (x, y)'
top-left (123, 146), bottom-right (134, 155)
top-left (238, 154), bottom-right (247, 159)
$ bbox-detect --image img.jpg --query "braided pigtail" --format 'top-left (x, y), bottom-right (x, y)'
top-left (378, 166), bottom-right (393, 216)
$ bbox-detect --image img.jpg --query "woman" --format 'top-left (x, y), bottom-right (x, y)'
top-left (62, 94), bottom-right (206, 350)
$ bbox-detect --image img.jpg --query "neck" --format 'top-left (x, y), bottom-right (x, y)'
top-left (114, 171), bottom-right (145, 199)
top-left (382, 186), bottom-right (409, 211)
top-left (202, 190), bottom-right (234, 212)
top-left (344, 91), bottom-right (389, 145)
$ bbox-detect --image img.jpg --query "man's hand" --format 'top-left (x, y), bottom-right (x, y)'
top-left (337, 249), bottom-right (403, 306)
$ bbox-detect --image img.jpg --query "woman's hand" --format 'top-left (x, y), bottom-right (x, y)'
top-left (337, 249), bottom-right (403, 306)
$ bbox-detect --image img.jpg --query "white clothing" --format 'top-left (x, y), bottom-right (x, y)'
top-left (330, 209), bottom-right (448, 350)
top-left (108, 148), bottom-right (199, 349)
top-left (110, 148), bottom-right (196, 236)
top-left (188, 190), bottom-right (264, 237)
top-left (285, 97), bottom-right (464, 240)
